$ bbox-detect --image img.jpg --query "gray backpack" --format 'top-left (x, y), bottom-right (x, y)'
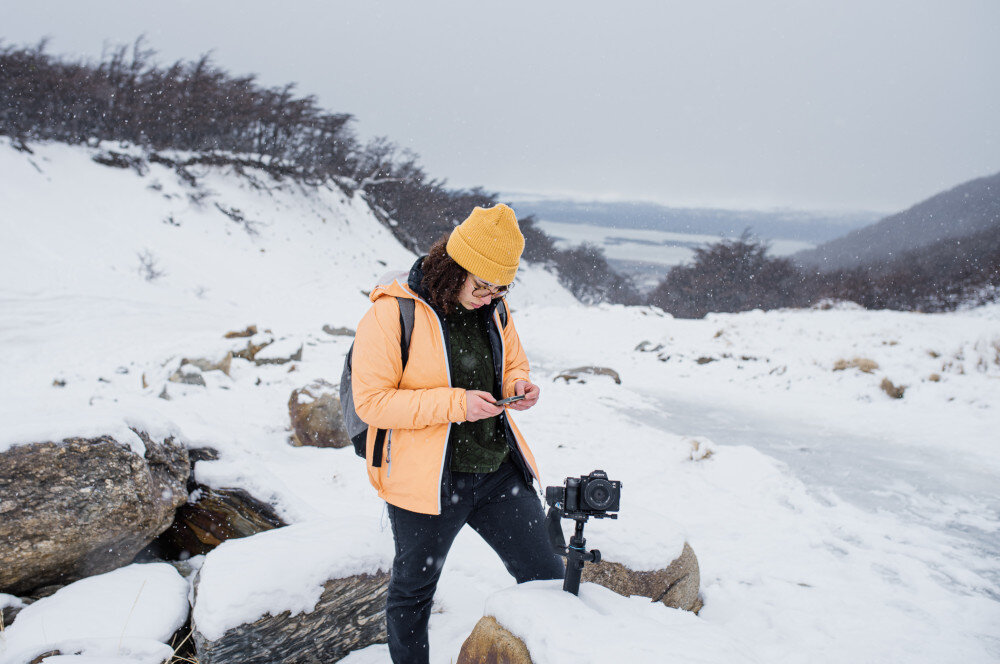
top-left (339, 297), bottom-right (507, 467)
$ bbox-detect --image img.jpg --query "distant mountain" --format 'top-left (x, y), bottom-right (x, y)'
top-left (794, 172), bottom-right (1000, 272)
top-left (504, 197), bottom-right (879, 244)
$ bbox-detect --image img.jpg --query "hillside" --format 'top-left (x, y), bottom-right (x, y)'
top-left (2, 138), bottom-right (1000, 663)
top-left (0, 42), bottom-right (632, 307)
top-left (795, 171), bottom-right (1000, 271)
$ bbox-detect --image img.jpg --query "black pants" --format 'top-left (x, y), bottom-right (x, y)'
top-left (385, 460), bottom-right (565, 664)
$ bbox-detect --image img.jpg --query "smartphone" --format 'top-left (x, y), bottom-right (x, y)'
top-left (495, 395), bottom-right (526, 406)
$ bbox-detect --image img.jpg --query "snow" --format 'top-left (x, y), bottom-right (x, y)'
top-left (0, 596), bottom-right (24, 612)
top-left (0, 564), bottom-right (188, 664)
top-left (3, 138), bottom-right (999, 663)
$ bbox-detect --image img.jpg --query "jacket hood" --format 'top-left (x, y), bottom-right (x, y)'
top-left (368, 256), bottom-right (424, 303)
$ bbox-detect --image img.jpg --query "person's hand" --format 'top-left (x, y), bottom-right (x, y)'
top-left (465, 390), bottom-right (503, 421)
top-left (507, 380), bottom-right (540, 411)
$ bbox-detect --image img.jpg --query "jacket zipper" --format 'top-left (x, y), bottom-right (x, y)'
top-left (494, 304), bottom-right (538, 486)
top-left (386, 430), bottom-right (392, 477)
top-left (402, 285), bottom-right (453, 515)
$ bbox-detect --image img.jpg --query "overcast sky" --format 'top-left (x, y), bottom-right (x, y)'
top-left (4, 0), bottom-right (998, 212)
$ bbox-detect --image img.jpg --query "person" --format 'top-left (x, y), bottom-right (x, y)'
top-left (351, 203), bottom-right (565, 664)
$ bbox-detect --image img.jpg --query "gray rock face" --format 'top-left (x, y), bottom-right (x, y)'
top-left (193, 569), bottom-right (389, 664)
top-left (554, 366), bottom-right (622, 384)
top-left (156, 486), bottom-right (286, 559)
top-left (0, 432), bottom-right (189, 595)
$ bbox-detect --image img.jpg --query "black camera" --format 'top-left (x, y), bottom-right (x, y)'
top-left (544, 469), bottom-right (622, 595)
top-left (546, 469), bottom-right (621, 517)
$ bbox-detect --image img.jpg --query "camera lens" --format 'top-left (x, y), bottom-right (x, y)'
top-left (545, 486), bottom-right (564, 508)
top-left (583, 478), bottom-right (614, 511)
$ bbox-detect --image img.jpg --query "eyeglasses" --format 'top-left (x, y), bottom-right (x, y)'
top-left (471, 277), bottom-right (512, 298)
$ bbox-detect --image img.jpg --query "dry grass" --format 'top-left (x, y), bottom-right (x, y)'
top-left (167, 622), bottom-right (199, 664)
top-left (833, 357), bottom-right (879, 373)
top-left (118, 579), bottom-right (148, 653)
top-left (880, 378), bottom-right (906, 399)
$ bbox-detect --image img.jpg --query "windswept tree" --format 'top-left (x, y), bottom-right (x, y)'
top-left (648, 233), bottom-right (807, 318)
top-left (551, 242), bottom-right (641, 305)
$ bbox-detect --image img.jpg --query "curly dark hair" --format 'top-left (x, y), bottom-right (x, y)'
top-left (421, 235), bottom-right (467, 315)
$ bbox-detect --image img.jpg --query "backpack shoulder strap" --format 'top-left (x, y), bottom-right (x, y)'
top-left (369, 297), bottom-right (416, 469)
top-left (397, 297), bottom-right (415, 367)
top-left (496, 298), bottom-right (508, 329)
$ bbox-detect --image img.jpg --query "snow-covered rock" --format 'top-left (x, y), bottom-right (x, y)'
top-left (458, 581), bottom-right (760, 663)
top-left (191, 519), bottom-right (393, 663)
top-left (0, 563), bottom-right (189, 664)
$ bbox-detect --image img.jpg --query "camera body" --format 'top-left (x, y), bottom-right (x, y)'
top-left (546, 469), bottom-right (621, 517)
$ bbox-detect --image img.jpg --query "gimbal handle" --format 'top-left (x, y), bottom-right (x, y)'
top-left (546, 507), bottom-right (605, 596)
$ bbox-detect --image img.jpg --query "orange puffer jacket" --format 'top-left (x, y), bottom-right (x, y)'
top-left (351, 269), bottom-right (542, 515)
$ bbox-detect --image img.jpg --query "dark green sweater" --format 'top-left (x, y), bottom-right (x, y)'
top-left (445, 304), bottom-right (509, 473)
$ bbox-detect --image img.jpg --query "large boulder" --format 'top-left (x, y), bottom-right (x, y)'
top-left (0, 431), bottom-right (189, 595)
top-left (581, 542), bottom-right (702, 612)
top-left (288, 380), bottom-right (350, 448)
top-left (190, 519), bottom-right (394, 664)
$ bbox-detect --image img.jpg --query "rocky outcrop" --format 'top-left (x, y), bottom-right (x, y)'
top-left (0, 432), bottom-right (189, 595)
top-left (233, 334), bottom-right (275, 362)
top-left (322, 325), bottom-right (354, 336)
top-left (457, 616), bottom-right (533, 664)
top-left (231, 333), bottom-right (303, 366)
top-left (581, 542), bottom-right (702, 612)
top-left (192, 569), bottom-right (390, 664)
top-left (288, 380), bottom-right (350, 448)
top-left (155, 486), bottom-right (286, 559)
top-left (553, 366), bottom-right (622, 384)
top-left (224, 325), bottom-right (258, 338)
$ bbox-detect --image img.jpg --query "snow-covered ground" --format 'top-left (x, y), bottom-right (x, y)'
top-left (2, 138), bottom-right (998, 663)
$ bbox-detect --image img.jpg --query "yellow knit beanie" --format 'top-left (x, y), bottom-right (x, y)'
top-left (446, 204), bottom-right (525, 285)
